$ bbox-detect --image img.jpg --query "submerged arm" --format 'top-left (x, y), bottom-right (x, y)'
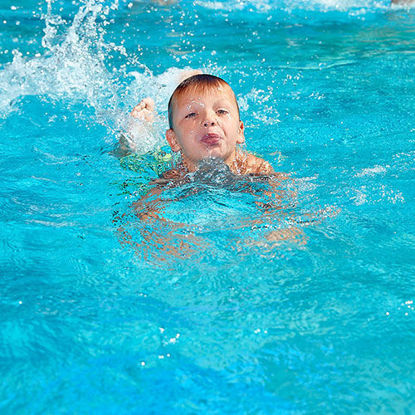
top-left (252, 173), bottom-right (309, 245)
top-left (117, 182), bottom-right (201, 258)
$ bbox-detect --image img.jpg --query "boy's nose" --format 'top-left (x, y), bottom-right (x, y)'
top-left (203, 120), bottom-right (216, 127)
top-left (202, 110), bottom-right (217, 127)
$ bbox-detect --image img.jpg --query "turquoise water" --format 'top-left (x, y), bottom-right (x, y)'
top-left (1, 0), bottom-right (415, 413)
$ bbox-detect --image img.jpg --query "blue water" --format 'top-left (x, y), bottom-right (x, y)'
top-left (1, 0), bottom-right (415, 413)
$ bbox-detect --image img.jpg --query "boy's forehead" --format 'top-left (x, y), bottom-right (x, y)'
top-left (175, 85), bottom-right (236, 107)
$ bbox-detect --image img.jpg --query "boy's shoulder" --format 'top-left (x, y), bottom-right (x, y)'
top-left (235, 151), bottom-right (275, 176)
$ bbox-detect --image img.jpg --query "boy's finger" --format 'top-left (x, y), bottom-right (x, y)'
top-left (142, 97), bottom-right (155, 110)
top-left (131, 106), bottom-right (144, 117)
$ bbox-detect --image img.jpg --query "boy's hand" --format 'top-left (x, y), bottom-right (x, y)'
top-left (265, 227), bottom-right (308, 245)
top-left (131, 97), bottom-right (155, 123)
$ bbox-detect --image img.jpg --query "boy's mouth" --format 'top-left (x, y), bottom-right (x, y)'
top-left (200, 133), bottom-right (221, 146)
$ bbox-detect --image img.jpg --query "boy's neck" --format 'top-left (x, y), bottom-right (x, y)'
top-left (180, 150), bottom-right (242, 174)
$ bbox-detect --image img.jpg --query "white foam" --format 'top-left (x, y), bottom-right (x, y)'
top-left (355, 165), bottom-right (387, 177)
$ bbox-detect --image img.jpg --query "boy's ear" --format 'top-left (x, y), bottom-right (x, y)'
top-left (166, 129), bottom-right (180, 152)
top-left (237, 121), bottom-right (245, 144)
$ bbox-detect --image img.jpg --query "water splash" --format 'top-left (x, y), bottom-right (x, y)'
top-left (1, 0), bottom-right (142, 141)
top-left (0, 0), bottom-right (125, 123)
top-left (195, 0), bottom-right (391, 13)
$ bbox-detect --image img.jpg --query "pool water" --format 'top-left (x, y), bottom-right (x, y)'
top-left (1, 0), bottom-right (415, 413)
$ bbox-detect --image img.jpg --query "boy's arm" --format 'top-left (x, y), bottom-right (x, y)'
top-left (117, 98), bottom-right (156, 157)
top-left (235, 152), bottom-right (275, 175)
top-left (241, 169), bottom-right (308, 245)
top-left (117, 182), bottom-right (201, 258)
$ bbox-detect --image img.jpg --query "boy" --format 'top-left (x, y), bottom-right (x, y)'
top-left (163, 74), bottom-right (274, 178)
top-left (131, 74), bottom-right (275, 180)
top-left (122, 75), bottom-right (307, 252)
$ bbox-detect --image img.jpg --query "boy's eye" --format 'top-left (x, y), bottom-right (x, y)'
top-left (185, 112), bottom-right (197, 119)
top-left (217, 109), bottom-right (228, 115)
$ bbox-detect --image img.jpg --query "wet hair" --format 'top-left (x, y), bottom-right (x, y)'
top-left (167, 74), bottom-right (240, 129)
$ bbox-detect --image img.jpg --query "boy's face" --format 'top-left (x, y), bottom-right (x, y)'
top-left (166, 86), bottom-right (245, 171)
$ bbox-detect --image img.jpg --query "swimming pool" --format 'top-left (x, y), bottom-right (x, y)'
top-left (1, 0), bottom-right (415, 413)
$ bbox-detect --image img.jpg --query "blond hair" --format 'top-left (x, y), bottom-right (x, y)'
top-left (167, 74), bottom-right (240, 129)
